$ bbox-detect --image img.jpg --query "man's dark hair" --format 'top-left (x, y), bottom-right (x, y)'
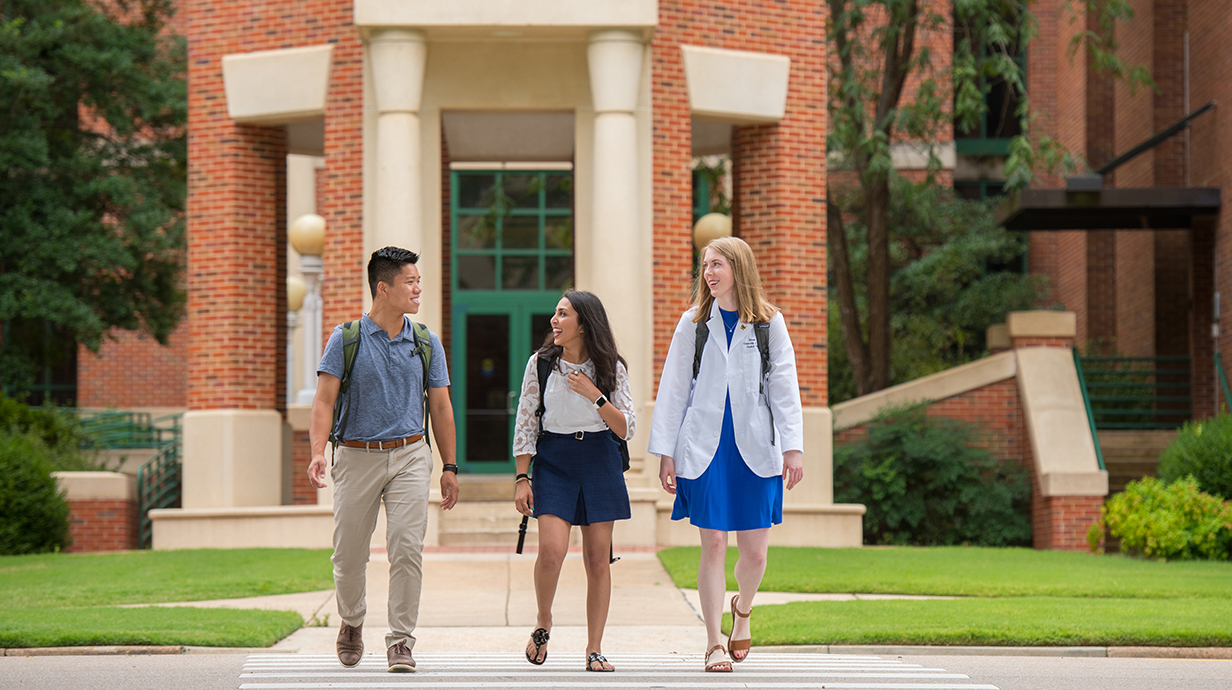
top-left (367, 246), bottom-right (420, 297)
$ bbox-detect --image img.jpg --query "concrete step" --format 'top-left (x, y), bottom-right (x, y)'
top-left (456, 475), bottom-right (517, 502)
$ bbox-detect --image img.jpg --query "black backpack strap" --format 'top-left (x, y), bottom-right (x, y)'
top-left (535, 353), bottom-right (556, 444)
top-left (411, 321), bottom-right (433, 447)
top-left (329, 320), bottom-right (363, 463)
top-left (754, 322), bottom-right (774, 444)
top-left (692, 319), bottom-right (709, 381)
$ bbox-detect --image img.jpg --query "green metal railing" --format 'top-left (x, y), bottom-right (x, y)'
top-left (137, 437), bottom-right (182, 550)
top-left (1072, 350), bottom-right (1106, 471)
top-left (1076, 356), bottom-right (1192, 430)
top-left (66, 408), bottom-right (179, 449)
top-left (1217, 353), bottom-right (1232, 414)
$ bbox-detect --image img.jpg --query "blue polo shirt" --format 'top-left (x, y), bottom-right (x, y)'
top-left (317, 314), bottom-right (450, 442)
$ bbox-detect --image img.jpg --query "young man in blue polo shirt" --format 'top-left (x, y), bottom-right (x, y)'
top-left (307, 246), bottom-right (459, 673)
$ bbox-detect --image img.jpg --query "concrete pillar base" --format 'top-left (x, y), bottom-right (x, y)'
top-left (182, 409), bottom-right (284, 509)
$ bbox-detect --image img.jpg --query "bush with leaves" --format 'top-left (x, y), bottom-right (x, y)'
top-left (834, 405), bottom-right (1032, 546)
top-left (0, 394), bottom-right (102, 471)
top-left (1158, 415), bottom-right (1232, 501)
top-left (1089, 476), bottom-right (1232, 561)
top-left (0, 431), bottom-right (71, 555)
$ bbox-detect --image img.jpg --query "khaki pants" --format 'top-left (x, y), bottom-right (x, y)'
top-left (330, 439), bottom-right (432, 650)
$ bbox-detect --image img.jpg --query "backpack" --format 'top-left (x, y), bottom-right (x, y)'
top-left (536, 353), bottom-right (631, 472)
top-left (693, 318), bottom-right (775, 444)
top-left (329, 319), bottom-right (433, 459)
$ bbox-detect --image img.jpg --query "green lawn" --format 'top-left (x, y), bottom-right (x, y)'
top-left (660, 546), bottom-right (1232, 647)
top-left (0, 549), bottom-right (334, 648)
top-left (658, 546), bottom-right (1232, 598)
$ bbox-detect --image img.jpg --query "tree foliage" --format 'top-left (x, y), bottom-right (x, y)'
top-left (827, 0), bottom-right (1148, 396)
top-left (0, 0), bottom-right (187, 395)
top-left (828, 179), bottom-right (1045, 403)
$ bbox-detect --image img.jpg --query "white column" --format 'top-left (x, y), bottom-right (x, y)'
top-left (295, 255), bottom-right (323, 405)
top-left (588, 29), bottom-right (646, 393)
top-left (369, 29), bottom-right (427, 254)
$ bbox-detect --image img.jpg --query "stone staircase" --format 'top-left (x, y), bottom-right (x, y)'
top-left (1098, 430), bottom-right (1177, 495)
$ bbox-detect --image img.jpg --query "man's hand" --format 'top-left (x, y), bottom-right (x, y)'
top-left (440, 470), bottom-right (459, 510)
top-left (308, 454), bottom-right (328, 489)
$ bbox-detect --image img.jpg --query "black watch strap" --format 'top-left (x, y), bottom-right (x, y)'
top-left (442, 464), bottom-right (459, 474)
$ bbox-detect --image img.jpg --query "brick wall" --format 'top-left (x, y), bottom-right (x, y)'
top-left (77, 324), bottom-right (188, 408)
top-left (183, 0), bottom-right (365, 412)
top-left (650, 1), bottom-right (828, 405)
top-left (290, 430), bottom-right (314, 505)
top-left (65, 499), bottom-right (138, 552)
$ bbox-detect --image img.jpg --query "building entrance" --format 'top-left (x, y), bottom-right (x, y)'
top-left (450, 169), bottom-right (574, 473)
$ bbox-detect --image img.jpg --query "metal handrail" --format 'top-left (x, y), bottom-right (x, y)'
top-left (1072, 350), bottom-right (1106, 471)
top-left (1077, 355), bottom-right (1192, 431)
top-left (137, 436), bottom-right (182, 550)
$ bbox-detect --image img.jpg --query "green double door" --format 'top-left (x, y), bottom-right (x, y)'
top-left (451, 169), bottom-right (573, 474)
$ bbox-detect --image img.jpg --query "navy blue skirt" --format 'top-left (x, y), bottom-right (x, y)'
top-left (532, 431), bottom-right (630, 526)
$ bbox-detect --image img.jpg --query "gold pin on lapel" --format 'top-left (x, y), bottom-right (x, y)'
top-left (740, 324), bottom-right (747, 330)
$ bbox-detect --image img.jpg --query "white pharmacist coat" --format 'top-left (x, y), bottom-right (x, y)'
top-left (647, 303), bottom-right (804, 480)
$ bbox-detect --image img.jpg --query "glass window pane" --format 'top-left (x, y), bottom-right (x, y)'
top-left (545, 256), bottom-right (573, 292)
top-left (458, 255), bottom-right (496, 290)
top-left (503, 174), bottom-right (539, 209)
top-left (502, 256), bottom-right (539, 291)
top-left (459, 174), bottom-right (497, 209)
top-left (954, 184), bottom-right (981, 201)
top-left (545, 174), bottom-right (572, 209)
top-left (503, 215), bottom-right (539, 249)
top-left (457, 215), bottom-right (496, 249)
top-left (465, 314), bottom-right (510, 463)
top-left (544, 217), bottom-right (572, 250)
top-left (530, 313), bottom-right (553, 353)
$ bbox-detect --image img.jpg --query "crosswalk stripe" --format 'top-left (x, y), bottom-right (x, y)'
top-left (238, 652), bottom-right (1000, 690)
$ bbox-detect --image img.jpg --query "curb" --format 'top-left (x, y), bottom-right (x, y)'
top-left (4, 646), bottom-right (185, 657)
top-left (755, 645), bottom-right (1232, 660)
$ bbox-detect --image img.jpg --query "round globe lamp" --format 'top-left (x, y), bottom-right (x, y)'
top-left (286, 275), bottom-right (306, 312)
top-left (289, 213), bottom-right (326, 256)
top-left (692, 212), bottom-right (732, 250)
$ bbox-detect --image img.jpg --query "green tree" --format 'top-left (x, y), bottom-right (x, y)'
top-left (828, 179), bottom-right (1045, 404)
top-left (0, 0), bottom-right (187, 396)
top-left (827, 0), bottom-right (1149, 396)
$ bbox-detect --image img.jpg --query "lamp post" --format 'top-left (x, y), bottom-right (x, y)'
top-left (286, 275), bottom-right (306, 407)
top-left (290, 213), bottom-right (325, 405)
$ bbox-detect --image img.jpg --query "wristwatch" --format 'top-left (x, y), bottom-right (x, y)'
top-left (442, 464), bottom-right (459, 474)
top-left (592, 394), bottom-right (608, 410)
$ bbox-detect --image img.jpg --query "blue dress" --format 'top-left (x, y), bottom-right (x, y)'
top-left (671, 308), bottom-right (784, 531)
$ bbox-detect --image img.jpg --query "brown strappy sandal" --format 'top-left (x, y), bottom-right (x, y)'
top-left (727, 594), bottom-right (752, 663)
top-left (704, 644), bottom-right (732, 672)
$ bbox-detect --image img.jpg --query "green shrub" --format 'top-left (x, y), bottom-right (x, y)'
top-left (1088, 476), bottom-right (1232, 561)
top-left (0, 431), bottom-right (71, 555)
top-left (0, 395), bottom-right (101, 472)
top-left (1158, 415), bottom-right (1232, 500)
top-left (834, 405), bottom-right (1032, 546)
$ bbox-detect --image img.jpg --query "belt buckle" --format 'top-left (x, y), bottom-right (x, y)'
top-left (574, 431), bottom-right (585, 441)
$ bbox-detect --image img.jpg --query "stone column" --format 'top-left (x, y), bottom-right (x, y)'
top-left (369, 29), bottom-right (427, 255)
top-left (587, 29), bottom-right (646, 400)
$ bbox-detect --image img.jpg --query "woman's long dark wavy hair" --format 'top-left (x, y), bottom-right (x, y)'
top-left (537, 289), bottom-right (626, 396)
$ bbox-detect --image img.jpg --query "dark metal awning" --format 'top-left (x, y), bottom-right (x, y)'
top-left (995, 187), bottom-right (1221, 231)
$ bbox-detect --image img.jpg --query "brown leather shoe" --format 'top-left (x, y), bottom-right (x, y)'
top-left (387, 641), bottom-right (415, 673)
top-left (336, 622), bottom-right (363, 668)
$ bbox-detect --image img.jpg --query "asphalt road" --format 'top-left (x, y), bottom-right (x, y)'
top-left (2, 652), bottom-right (1231, 690)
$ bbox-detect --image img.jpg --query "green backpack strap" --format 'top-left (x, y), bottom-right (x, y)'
top-left (329, 320), bottom-right (363, 461)
top-left (411, 321), bottom-right (433, 447)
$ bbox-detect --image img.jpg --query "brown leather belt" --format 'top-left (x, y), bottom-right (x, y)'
top-left (340, 434), bottom-right (423, 451)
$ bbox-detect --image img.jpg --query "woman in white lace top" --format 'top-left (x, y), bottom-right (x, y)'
top-left (512, 290), bottom-right (634, 673)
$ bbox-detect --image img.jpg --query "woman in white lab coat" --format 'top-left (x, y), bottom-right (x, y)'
top-left (648, 237), bottom-right (804, 673)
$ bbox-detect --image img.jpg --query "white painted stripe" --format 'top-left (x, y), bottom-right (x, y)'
top-left (240, 680), bottom-right (1000, 685)
top-left (241, 672), bottom-right (971, 679)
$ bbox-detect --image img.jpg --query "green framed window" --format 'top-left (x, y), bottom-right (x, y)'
top-left (954, 10), bottom-right (1027, 157)
top-left (452, 171), bottom-right (574, 294)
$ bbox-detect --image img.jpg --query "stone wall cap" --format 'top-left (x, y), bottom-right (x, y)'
top-left (149, 505), bottom-right (333, 520)
top-left (52, 471), bottom-right (134, 501)
top-left (1007, 311), bottom-right (1076, 338)
top-left (986, 323), bottom-right (1011, 350)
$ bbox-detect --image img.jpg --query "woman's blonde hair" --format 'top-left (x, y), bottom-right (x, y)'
top-left (692, 236), bottom-right (777, 324)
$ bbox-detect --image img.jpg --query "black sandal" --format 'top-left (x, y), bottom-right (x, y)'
top-left (586, 652), bottom-right (614, 672)
top-left (525, 628), bottom-right (549, 665)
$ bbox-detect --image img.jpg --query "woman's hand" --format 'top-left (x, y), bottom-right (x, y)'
top-left (515, 480), bottom-right (535, 517)
top-left (659, 455), bottom-right (677, 495)
top-left (565, 369), bottom-right (601, 404)
top-left (783, 450), bottom-right (804, 490)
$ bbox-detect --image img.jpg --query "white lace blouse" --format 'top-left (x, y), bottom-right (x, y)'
top-left (512, 354), bottom-right (636, 457)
